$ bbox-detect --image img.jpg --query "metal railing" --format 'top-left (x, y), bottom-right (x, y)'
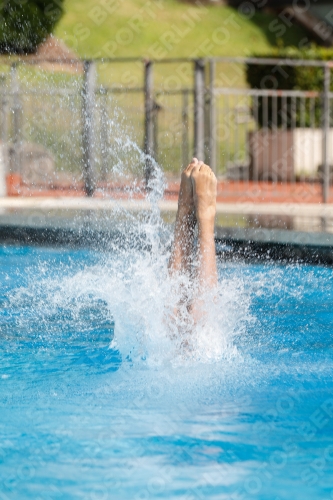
top-left (0, 56), bottom-right (332, 202)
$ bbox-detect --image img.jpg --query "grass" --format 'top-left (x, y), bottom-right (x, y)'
top-left (52, 1), bottom-right (308, 174)
top-left (55, 0), bottom-right (308, 87)
top-left (56, 0), bottom-right (306, 59)
top-left (1, 1), bottom-right (310, 179)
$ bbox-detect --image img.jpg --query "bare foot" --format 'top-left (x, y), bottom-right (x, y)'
top-left (191, 162), bottom-right (217, 224)
top-left (178, 158), bottom-right (199, 218)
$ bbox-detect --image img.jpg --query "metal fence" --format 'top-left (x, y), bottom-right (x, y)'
top-left (0, 56), bottom-right (332, 202)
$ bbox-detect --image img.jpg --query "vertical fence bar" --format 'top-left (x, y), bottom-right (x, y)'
top-left (253, 93), bottom-right (259, 183)
top-left (0, 77), bottom-right (8, 196)
top-left (144, 60), bottom-right (154, 187)
top-left (234, 99), bottom-right (239, 178)
top-left (182, 90), bottom-right (189, 169)
top-left (153, 100), bottom-right (158, 162)
top-left (263, 94), bottom-right (269, 181)
top-left (0, 82), bottom-right (8, 145)
top-left (310, 97), bottom-right (315, 176)
top-left (204, 84), bottom-right (210, 166)
top-left (194, 59), bottom-right (205, 161)
top-left (224, 94), bottom-right (230, 172)
top-left (11, 63), bottom-right (21, 175)
top-left (82, 60), bottom-right (96, 196)
top-left (272, 92), bottom-right (278, 183)
top-left (208, 59), bottom-right (216, 173)
top-left (291, 95), bottom-right (296, 184)
top-left (100, 89), bottom-right (109, 183)
top-left (300, 95), bottom-right (306, 184)
top-left (323, 64), bottom-right (331, 203)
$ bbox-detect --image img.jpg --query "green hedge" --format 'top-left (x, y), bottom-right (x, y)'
top-left (0, 0), bottom-right (64, 54)
top-left (246, 46), bottom-right (333, 128)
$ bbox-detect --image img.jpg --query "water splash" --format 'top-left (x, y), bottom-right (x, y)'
top-left (7, 245), bottom-right (250, 370)
top-left (4, 105), bottom-right (252, 372)
top-left (7, 241), bottom-right (333, 402)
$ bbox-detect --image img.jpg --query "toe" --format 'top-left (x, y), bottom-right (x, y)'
top-left (191, 164), bottom-right (200, 178)
top-left (185, 157), bottom-right (198, 173)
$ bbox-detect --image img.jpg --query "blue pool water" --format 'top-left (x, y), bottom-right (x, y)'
top-left (0, 245), bottom-right (333, 499)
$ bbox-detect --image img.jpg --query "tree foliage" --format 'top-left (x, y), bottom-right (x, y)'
top-left (0, 0), bottom-right (64, 54)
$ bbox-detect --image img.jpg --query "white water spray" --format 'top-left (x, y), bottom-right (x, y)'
top-left (6, 103), bottom-right (253, 371)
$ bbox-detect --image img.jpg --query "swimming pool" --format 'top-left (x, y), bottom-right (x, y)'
top-left (0, 244), bottom-right (333, 499)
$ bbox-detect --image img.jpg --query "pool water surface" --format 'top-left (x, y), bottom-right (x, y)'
top-left (0, 245), bottom-right (333, 500)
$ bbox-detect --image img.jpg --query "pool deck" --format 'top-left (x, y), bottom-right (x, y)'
top-left (2, 196), bottom-right (333, 217)
top-left (1, 197), bottom-right (333, 264)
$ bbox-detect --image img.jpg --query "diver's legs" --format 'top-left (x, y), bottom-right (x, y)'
top-left (168, 159), bottom-right (217, 288)
top-left (168, 158), bottom-right (198, 277)
top-left (168, 159), bottom-right (217, 327)
top-left (191, 162), bottom-right (218, 290)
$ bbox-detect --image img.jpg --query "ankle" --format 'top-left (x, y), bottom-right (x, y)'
top-left (196, 206), bottom-right (216, 225)
top-left (197, 215), bottom-right (215, 235)
top-left (177, 205), bottom-right (196, 223)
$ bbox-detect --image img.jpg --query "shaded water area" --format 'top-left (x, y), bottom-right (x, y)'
top-left (0, 243), bottom-right (333, 499)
